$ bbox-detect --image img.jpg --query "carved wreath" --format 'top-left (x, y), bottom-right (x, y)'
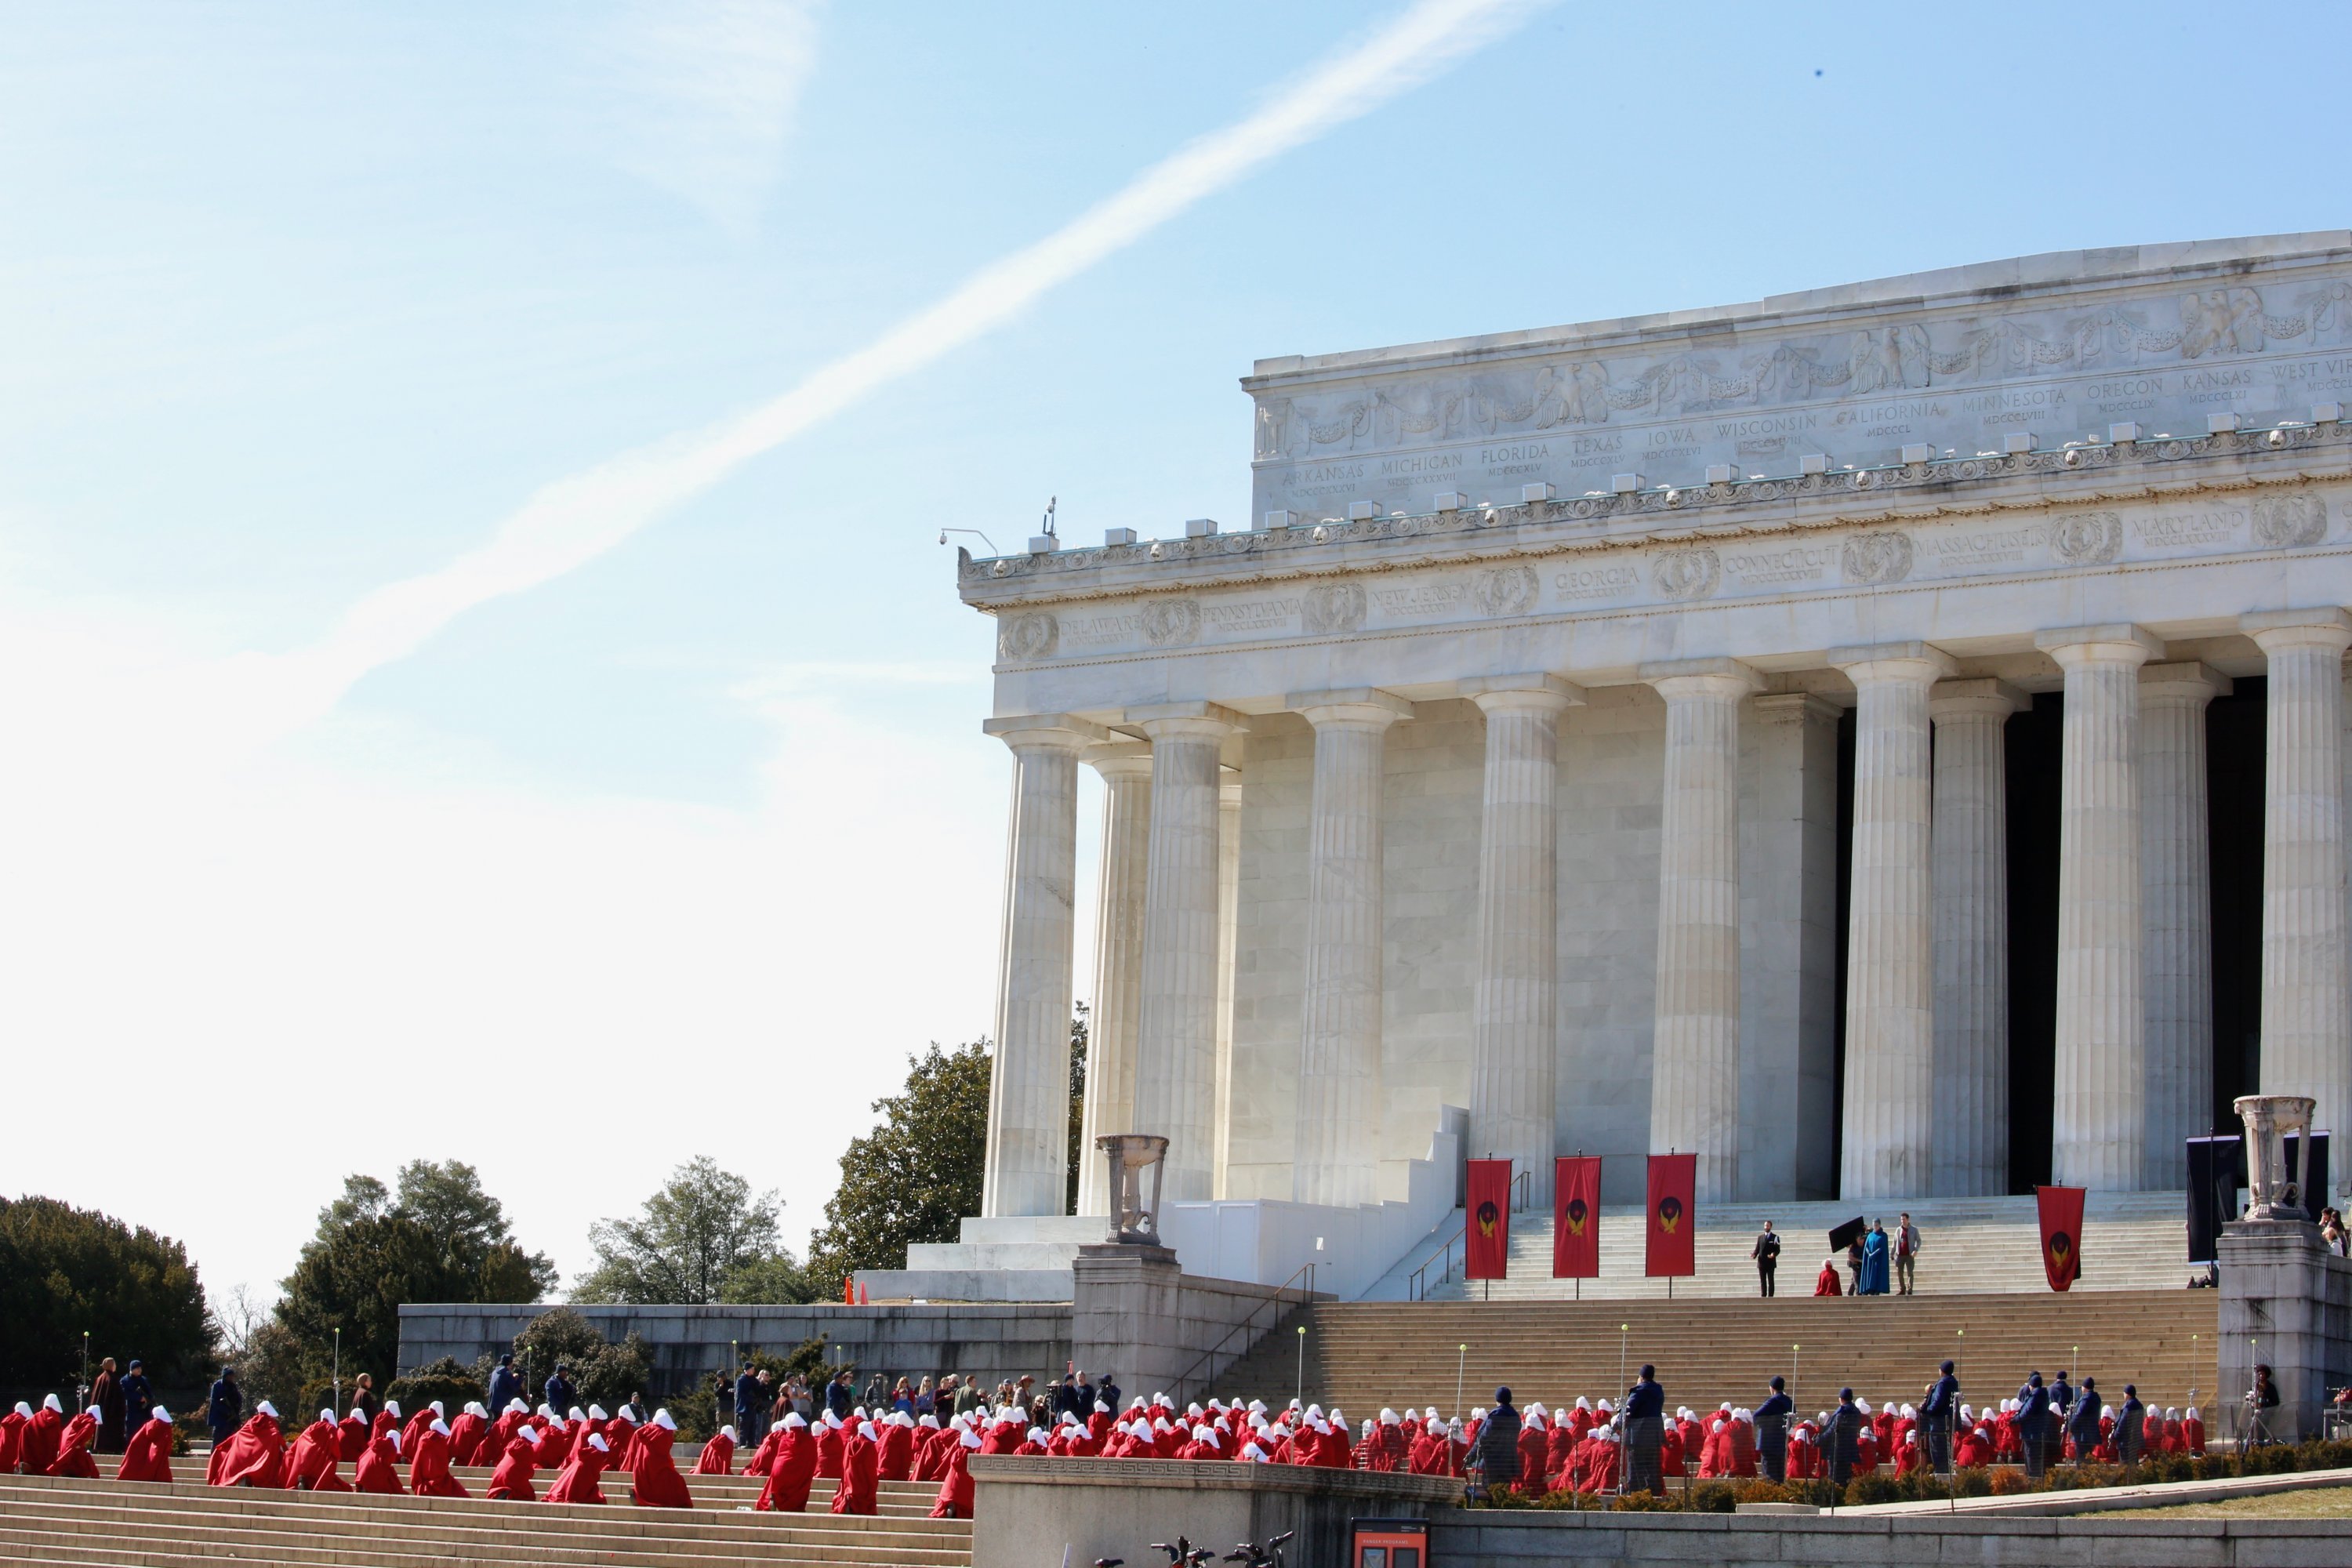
top-left (1652, 546), bottom-right (1722, 602)
top-left (1301, 583), bottom-right (1367, 635)
top-left (1841, 531), bottom-right (1914, 586)
top-left (1472, 565), bottom-right (1541, 619)
top-left (2049, 511), bottom-right (2123, 566)
top-left (2252, 492), bottom-right (2328, 550)
top-left (1140, 598), bottom-right (1203, 648)
top-left (996, 612), bottom-right (1059, 662)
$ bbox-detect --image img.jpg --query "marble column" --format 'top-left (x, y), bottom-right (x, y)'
top-left (979, 713), bottom-right (1109, 1218)
top-left (1640, 657), bottom-right (1762, 1203)
top-left (1075, 741), bottom-right (1151, 1217)
top-left (1928, 677), bottom-right (2024, 1197)
top-left (1464, 674), bottom-right (1584, 1207)
top-left (1833, 642), bottom-right (1956, 1200)
top-left (1211, 770), bottom-right (1243, 1198)
top-left (2140, 662), bottom-right (2227, 1188)
top-left (1131, 701), bottom-right (1244, 1203)
top-left (2034, 623), bottom-right (2163, 1190)
top-left (1291, 688), bottom-right (1412, 1209)
top-left (2245, 609), bottom-right (2352, 1176)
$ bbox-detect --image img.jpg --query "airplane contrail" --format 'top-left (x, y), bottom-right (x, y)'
top-left (281, 0), bottom-right (1554, 718)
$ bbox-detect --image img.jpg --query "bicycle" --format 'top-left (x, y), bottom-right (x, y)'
top-left (1148, 1539), bottom-right (1215, 1568)
top-left (1221, 1531), bottom-right (1294, 1568)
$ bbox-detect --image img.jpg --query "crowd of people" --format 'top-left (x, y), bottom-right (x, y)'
top-left (0, 1352), bottom-right (2222, 1518)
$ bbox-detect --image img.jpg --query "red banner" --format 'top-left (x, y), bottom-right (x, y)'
top-left (1553, 1156), bottom-right (1602, 1278)
top-left (1465, 1159), bottom-right (1512, 1280)
top-left (1645, 1154), bottom-right (1696, 1277)
top-left (2037, 1185), bottom-right (2085, 1292)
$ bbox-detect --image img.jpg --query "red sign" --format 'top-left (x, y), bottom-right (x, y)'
top-left (2037, 1185), bottom-right (2085, 1292)
top-left (1553, 1156), bottom-right (1602, 1278)
top-left (1645, 1154), bottom-right (1697, 1277)
top-left (1465, 1160), bottom-right (1513, 1280)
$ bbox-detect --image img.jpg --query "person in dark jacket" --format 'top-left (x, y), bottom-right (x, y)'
top-left (1824, 1388), bottom-right (1863, 1485)
top-left (207, 1368), bottom-right (243, 1446)
top-left (826, 1371), bottom-right (855, 1420)
top-left (2067, 1377), bottom-right (2102, 1465)
top-left (1472, 1387), bottom-right (1522, 1496)
top-left (734, 1365), bottom-right (765, 1446)
top-left (1921, 1360), bottom-right (1960, 1475)
top-left (1755, 1376), bottom-right (1793, 1482)
top-left (2118, 1384), bottom-right (2147, 1465)
top-left (2015, 1372), bottom-right (2052, 1478)
top-left (543, 1366), bottom-right (575, 1417)
top-left (486, 1354), bottom-right (522, 1414)
top-left (119, 1361), bottom-right (154, 1449)
top-left (1622, 1364), bottom-right (1667, 1495)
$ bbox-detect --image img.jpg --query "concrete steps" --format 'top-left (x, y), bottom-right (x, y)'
top-left (1209, 1290), bottom-right (2220, 1420)
top-left (0, 1471), bottom-right (971, 1568)
top-left (1381, 1191), bottom-right (2191, 1301)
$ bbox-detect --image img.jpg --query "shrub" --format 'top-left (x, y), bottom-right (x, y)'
top-left (508, 1307), bottom-right (656, 1411)
top-left (1732, 1479), bottom-right (1795, 1505)
top-left (1987, 1467), bottom-right (2045, 1495)
top-left (1688, 1481), bottom-right (1740, 1512)
top-left (1844, 1472), bottom-right (1900, 1506)
top-left (390, 1356), bottom-right (485, 1417)
top-left (1610, 1490), bottom-right (1671, 1511)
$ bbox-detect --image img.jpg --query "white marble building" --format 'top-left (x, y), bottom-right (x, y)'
top-left (959, 234), bottom-right (2352, 1231)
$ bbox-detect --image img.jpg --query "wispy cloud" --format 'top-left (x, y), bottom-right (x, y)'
top-left (262, 0), bottom-right (1552, 740)
top-left (601, 0), bottom-right (826, 233)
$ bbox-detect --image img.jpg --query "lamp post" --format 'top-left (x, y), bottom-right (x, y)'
top-left (1294, 1326), bottom-right (1308, 1409)
top-left (729, 1341), bottom-right (739, 1438)
top-left (333, 1328), bottom-right (342, 1414)
top-left (1455, 1344), bottom-right (1467, 1421)
top-left (1619, 1324), bottom-right (1629, 1398)
top-left (80, 1332), bottom-right (90, 1414)
top-left (1791, 1343), bottom-right (1800, 1408)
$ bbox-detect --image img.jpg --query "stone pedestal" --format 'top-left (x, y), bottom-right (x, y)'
top-left (2216, 1217), bottom-right (2352, 1446)
top-left (1070, 1241), bottom-right (1185, 1399)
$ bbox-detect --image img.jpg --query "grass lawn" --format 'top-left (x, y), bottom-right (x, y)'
top-left (2105, 1486), bottom-right (2352, 1519)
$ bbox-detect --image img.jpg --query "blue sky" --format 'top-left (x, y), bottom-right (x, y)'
top-left (1, 0), bottom-right (2339, 1305)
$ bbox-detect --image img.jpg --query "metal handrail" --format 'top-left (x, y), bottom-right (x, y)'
top-left (1408, 1167), bottom-right (1530, 1301)
top-left (1170, 1261), bottom-right (1319, 1403)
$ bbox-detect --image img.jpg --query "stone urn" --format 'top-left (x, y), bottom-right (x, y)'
top-left (2234, 1094), bottom-right (2318, 1221)
top-left (1095, 1134), bottom-right (1171, 1244)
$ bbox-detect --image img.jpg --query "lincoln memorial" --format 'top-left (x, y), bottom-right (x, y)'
top-left (949, 234), bottom-right (2352, 1277)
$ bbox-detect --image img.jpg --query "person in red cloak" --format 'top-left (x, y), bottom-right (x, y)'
top-left (372, 1402), bottom-right (402, 1446)
top-left (337, 1408), bottom-right (372, 1463)
top-left (117, 1406), bottom-right (176, 1485)
top-left (756, 1413), bottom-right (818, 1512)
top-left (1954, 1422), bottom-right (1991, 1469)
top-left (22, 1396), bottom-right (67, 1475)
top-left (691, 1424), bottom-right (736, 1476)
top-left (285, 1410), bottom-right (349, 1492)
top-left (1814, 1258), bottom-right (1843, 1296)
top-left (0, 1403), bottom-right (27, 1473)
top-left (1896, 1431), bottom-right (1928, 1476)
top-left (1014, 1425), bottom-right (1051, 1457)
top-left (485, 1427), bottom-right (540, 1501)
top-left (207, 1403), bottom-right (287, 1487)
top-left (2183, 1406), bottom-right (2207, 1455)
top-left (410, 1420), bottom-right (470, 1498)
top-left (46, 1410), bottom-right (100, 1479)
top-left (604, 1409), bottom-right (641, 1473)
top-left (829, 1420), bottom-right (881, 1515)
top-left (399, 1402), bottom-right (438, 1457)
top-left (877, 1411), bottom-right (916, 1480)
top-left (927, 1424), bottom-right (980, 1519)
top-left (913, 1417), bottom-right (953, 1482)
top-left (486, 1401), bottom-right (529, 1456)
top-left (354, 1429), bottom-right (405, 1495)
top-left (447, 1403), bottom-right (489, 1467)
top-left (814, 1412), bottom-right (846, 1479)
top-left (627, 1409), bottom-right (694, 1508)
top-left (531, 1414), bottom-right (574, 1468)
top-left (543, 1430), bottom-right (611, 1504)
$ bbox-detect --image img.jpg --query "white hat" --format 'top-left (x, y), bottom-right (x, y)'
top-left (42, 1395), bottom-right (63, 1413)
top-left (823, 1410), bottom-right (844, 1429)
top-left (719, 1425), bottom-right (737, 1442)
top-left (959, 1426), bottom-right (982, 1449)
top-left (384, 1400), bottom-right (401, 1418)
top-left (858, 1421), bottom-right (877, 1440)
top-left (385, 1430), bottom-right (401, 1454)
top-left (518, 1425), bottom-right (539, 1443)
top-left (653, 1410), bottom-right (677, 1431)
top-left (255, 1400), bottom-right (278, 1420)
top-left (1305, 1403), bottom-right (1323, 1420)
top-left (1029, 1427), bottom-right (1050, 1444)
top-left (892, 1410), bottom-right (913, 1426)
top-left (466, 1402), bottom-right (487, 1417)
top-left (587, 1405), bottom-right (607, 1421)
top-left (1241, 1440), bottom-right (1268, 1461)
top-left (1130, 1418), bottom-right (1152, 1441)
top-left (784, 1412), bottom-right (808, 1428)
top-left (431, 1419), bottom-right (450, 1436)
top-left (1855, 1399), bottom-right (1871, 1415)
top-left (1380, 1407), bottom-right (1399, 1425)
top-left (506, 1398), bottom-right (528, 1414)
top-left (916, 1414), bottom-right (938, 1429)
top-left (1900, 1403), bottom-right (1916, 1419)
top-left (1093, 1399), bottom-right (1110, 1414)
top-left (430, 1400), bottom-right (445, 1417)
top-left (321, 1408), bottom-right (338, 1424)
top-left (587, 1432), bottom-right (608, 1451)
top-left (2188, 1406), bottom-right (2201, 1420)
top-left (152, 1406), bottom-right (170, 1423)
top-left (536, 1403), bottom-right (554, 1417)
top-left (1424, 1406), bottom-right (1439, 1421)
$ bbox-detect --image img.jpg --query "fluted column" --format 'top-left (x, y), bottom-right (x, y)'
top-left (1834, 642), bottom-right (1957, 1200)
top-left (1640, 658), bottom-right (1762, 1203)
top-left (1212, 771), bottom-right (1243, 1197)
top-left (1929, 677), bottom-right (2024, 1197)
top-left (1292, 688), bottom-right (1411, 1209)
top-left (2140, 662), bottom-right (2227, 1188)
top-left (2035, 623), bottom-right (2162, 1190)
top-left (1465, 674), bottom-right (1584, 1207)
top-left (2246, 608), bottom-right (2352, 1178)
top-left (1131, 701), bottom-right (1244, 1202)
top-left (980, 713), bottom-right (1109, 1218)
top-left (1075, 742), bottom-right (1152, 1216)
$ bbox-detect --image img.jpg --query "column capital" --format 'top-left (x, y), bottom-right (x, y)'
top-left (2034, 622), bottom-right (2164, 667)
top-left (983, 713), bottom-right (1112, 751)
top-left (1829, 641), bottom-right (1959, 685)
top-left (2139, 662), bottom-right (2232, 705)
top-left (1288, 687), bottom-right (1414, 729)
top-left (1637, 656), bottom-right (1764, 699)
top-left (1459, 673), bottom-right (1586, 714)
top-left (1083, 739), bottom-right (1154, 781)
top-left (2243, 607), bottom-right (2352, 655)
top-left (1124, 700), bottom-right (1247, 741)
top-left (1929, 677), bottom-right (2027, 723)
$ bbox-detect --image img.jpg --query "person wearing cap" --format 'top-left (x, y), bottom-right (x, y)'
top-left (1754, 1377), bottom-right (1792, 1481)
top-left (448, 1401), bottom-right (490, 1466)
top-left (877, 1410), bottom-right (916, 1480)
top-left (1824, 1390), bottom-right (1863, 1486)
top-left (627, 1409), bottom-right (693, 1508)
top-left (755, 1412), bottom-right (818, 1511)
top-left (2065, 1376), bottom-right (2101, 1465)
top-left (830, 1420), bottom-right (881, 1515)
top-left (286, 1410), bottom-right (348, 1491)
top-left (1470, 1387), bottom-right (1521, 1497)
top-left (2116, 1384), bottom-right (2147, 1465)
top-left (2014, 1371), bottom-right (2052, 1478)
top-left (410, 1418), bottom-right (470, 1498)
top-left (695, 1423), bottom-right (738, 1475)
top-left (21, 1395), bottom-right (65, 1475)
top-left (487, 1352), bottom-right (522, 1416)
top-left (551, 1428), bottom-right (615, 1503)
top-left (1622, 1363), bottom-right (1667, 1496)
top-left (543, 1365), bottom-right (575, 1419)
top-left (354, 1426), bottom-right (405, 1494)
top-left (45, 1406), bottom-right (100, 1479)
top-left (486, 1425), bottom-right (541, 1501)
top-left (1921, 1359), bottom-right (1960, 1475)
top-left (205, 1367), bottom-right (242, 1450)
top-left (117, 1405), bottom-right (176, 1485)
top-left (927, 1421), bottom-right (982, 1519)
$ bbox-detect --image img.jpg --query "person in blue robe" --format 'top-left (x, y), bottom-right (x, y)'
top-left (1858, 1221), bottom-right (1892, 1294)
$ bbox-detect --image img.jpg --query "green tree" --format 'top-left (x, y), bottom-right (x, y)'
top-left (506, 1306), bottom-right (655, 1410)
top-left (572, 1157), bottom-right (788, 1305)
top-left (0, 1196), bottom-right (214, 1385)
top-left (1065, 1004), bottom-right (1089, 1214)
top-left (717, 1252), bottom-right (822, 1305)
top-left (804, 1040), bottom-right (991, 1285)
top-left (310, 1162), bottom-right (557, 1298)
